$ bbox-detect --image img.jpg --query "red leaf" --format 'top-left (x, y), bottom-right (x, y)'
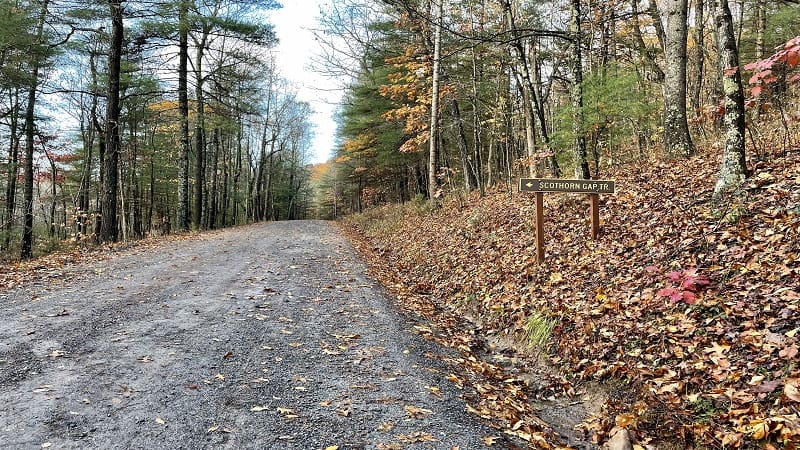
top-left (751, 86), bottom-right (763, 97)
top-left (667, 271), bottom-right (682, 282)
top-left (743, 61), bottom-right (760, 71)
top-left (723, 66), bottom-right (739, 76)
top-left (682, 291), bottom-right (696, 304)
top-left (787, 50), bottom-right (799, 67)
top-left (657, 287), bottom-right (678, 298)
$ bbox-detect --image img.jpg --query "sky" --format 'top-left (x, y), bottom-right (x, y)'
top-left (270, 0), bottom-right (343, 165)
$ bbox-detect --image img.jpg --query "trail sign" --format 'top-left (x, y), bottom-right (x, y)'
top-left (519, 178), bottom-right (615, 194)
top-left (519, 178), bottom-right (616, 263)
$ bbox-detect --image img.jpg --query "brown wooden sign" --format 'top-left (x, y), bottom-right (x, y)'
top-left (519, 178), bottom-right (615, 194)
top-left (520, 178), bottom-right (615, 263)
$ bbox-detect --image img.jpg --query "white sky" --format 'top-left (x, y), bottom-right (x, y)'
top-left (270, 0), bottom-right (342, 164)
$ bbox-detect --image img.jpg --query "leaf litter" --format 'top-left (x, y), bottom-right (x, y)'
top-left (341, 147), bottom-right (800, 448)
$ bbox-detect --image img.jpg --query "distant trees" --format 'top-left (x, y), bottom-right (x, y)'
top-left (0, 0), bottom-right (316, 260)
top-left (307, 0), bottom-right (800, 219)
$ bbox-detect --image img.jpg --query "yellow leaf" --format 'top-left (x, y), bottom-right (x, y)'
top-left (155, 417), bottom-right (166, 425)
top-left (615, 412), bottom-right (638, 428)
top-left (482, 435), bottom-right (499, 445)
top-left (325, 446), bottom-right (339, 450)
top-left (750, 420), bottom-right (769, 440)
top-left (207, 425), bottom-right (220, 433)
top-left (250, 406), bottom-right (268, 412)
top-left (427, 386), bottom-right (442, 399)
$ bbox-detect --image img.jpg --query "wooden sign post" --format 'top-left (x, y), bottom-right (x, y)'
top-left (519, 178), bottom-right (615, 263)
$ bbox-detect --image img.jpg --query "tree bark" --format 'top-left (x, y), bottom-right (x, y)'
top-left (662, 0), bottom-right (695, 156)
top-left (3, 89), bottom-right (21, 251)
top-left (691, 0), bottom-right (705, 114)
top-left (428, 0), bottom-right (443, 203)
top-left (20, 0), bottom-right (50, 258)
top-left (177, 0), bottom-right (191, 231)
top-left (712, 0), bottom-right (747, 198)
top-left (192, 33), bottom-right (208, 229)
top-left (100, 0), bottom-right (124, 243)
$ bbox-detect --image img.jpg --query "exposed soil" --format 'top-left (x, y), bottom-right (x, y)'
top-left (0, 221), bottom-right (528, 449)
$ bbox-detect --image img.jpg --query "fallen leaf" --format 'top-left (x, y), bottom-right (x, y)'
top-left (155, 417), bottom-right (166, 425)
top-left (779, 344), bottom-right (798, 359)
top-left (377, 422), bottom-right (394, 432)
top-left (250, 406), bottom-right (269, 412)
top-left (427, 386), bottom-right (442, 399)
top-left (784, 379), bottom-right (800, 402)
top-left (404, 404), bottom-right (433, 418)
top-left (482, 435), bottom-right (499, 445)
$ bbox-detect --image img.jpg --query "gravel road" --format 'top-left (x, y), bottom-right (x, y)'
top-left (0, 221), bottom-right (512, 449)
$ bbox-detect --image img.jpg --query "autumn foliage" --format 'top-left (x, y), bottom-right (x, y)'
top-left (746, 35), bottom-right (800, 97)
top-left (342, 146), bottom-right (800, 448)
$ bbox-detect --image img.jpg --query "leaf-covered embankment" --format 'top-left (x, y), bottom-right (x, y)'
top-left (340, 147), bottom-right (800, 448)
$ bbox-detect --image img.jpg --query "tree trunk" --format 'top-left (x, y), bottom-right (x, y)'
top-left (712, 0), bottom-right (747, 198)
top-left (78, 99), bottom-right (94, 237)
top-left (470, 47), bottom-right (484, 194)
top-left (3, 89), bottom-right (21, 251)
top-left (501, 0), bottom-right (553, 177)
top-left (631, 0), bottom-right (665, 82)
top-left (662, 0), bottom-right (695, 156)
top-left (570, 0), bottom-right (590, 180)
top-left (451, 99), bottom-right (476, 190)
top-left (192, 36), bottom-right (208, 229)
top-left (427, 0), bottom-right (443, 204)
top-left (100, 0), bottom-right (124, 243)
top-left (208, 127), bottom-right (220, 229)
top-left (21, 0), bottom-right (50, 258)
top-left (177, 0), bottom-right (191, 231)
top-left (691, 0), bottom-right (705, 114)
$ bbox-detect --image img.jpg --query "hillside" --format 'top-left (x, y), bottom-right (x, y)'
top-left (340, 147), bottom-right (800, 448)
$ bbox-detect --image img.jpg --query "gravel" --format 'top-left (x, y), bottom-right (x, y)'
top-left (0, 221), bottom-right (515, 449)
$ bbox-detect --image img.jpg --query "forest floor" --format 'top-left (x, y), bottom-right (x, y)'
top-left (340, 147), bottom-right (800, 449)
top-left (0, 221), bottom-right (545, 449)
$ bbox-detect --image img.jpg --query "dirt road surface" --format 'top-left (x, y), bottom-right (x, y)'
top-left (0, 221), bottom-right (513, 449)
